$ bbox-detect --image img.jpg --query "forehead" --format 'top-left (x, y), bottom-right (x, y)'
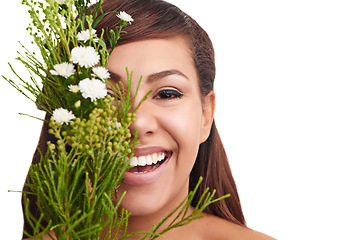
top-left (106, 36), bottom-right (198, 83)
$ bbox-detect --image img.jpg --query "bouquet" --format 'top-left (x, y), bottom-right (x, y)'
top-left (2, 0), bottom-right (228, 239)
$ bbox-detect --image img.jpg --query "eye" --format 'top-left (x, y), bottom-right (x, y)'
top-left (106, 89), bottom-right (119, 99)
top-left (106, 90), bottom-right (120, 106)
top-left (154, 89), bottom-right (184, 100)
top-left (107, 91), bottom-right (115, 98)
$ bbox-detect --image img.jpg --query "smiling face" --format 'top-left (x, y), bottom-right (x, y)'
top-left (106, 36), bottom-right (215, 218)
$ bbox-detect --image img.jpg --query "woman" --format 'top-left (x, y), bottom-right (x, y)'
top-left (23, 0), bottom-right (274, 239)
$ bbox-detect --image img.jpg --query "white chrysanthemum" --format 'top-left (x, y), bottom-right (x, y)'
top-left (78, 78), bottom-right (107, 102)
top-left (50, 62), bottom-right (75, 79)
top-left (68, 85), bottom-right (79, 93)
top-left (70, 46), bottom-right (100, 68)
top-left (52, 108), bottom-right (75, 125)
top-left (92, 66), bottom-right (110, 80)
top-left (76, 29), bottom-right (98, 42)
top-left (116, 11), bottom-right (134, 24)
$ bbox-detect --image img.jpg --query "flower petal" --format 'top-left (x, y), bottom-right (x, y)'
top-left (116, 11), bottom-right (134, 24)
top-left (52, 108), bottom-right (75, 125)
top-left (78, 78), bottom-right (107, 102)
top-left (50, 62), bottom-right (75, 78)
top-left (70, 46), bottom-right (100, 68)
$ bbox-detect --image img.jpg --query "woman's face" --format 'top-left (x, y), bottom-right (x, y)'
top-left (106, 36), bottom-right (215, 217)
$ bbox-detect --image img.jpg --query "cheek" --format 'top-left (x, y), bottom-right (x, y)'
top-left (159, 100), bottom-right (203, 166)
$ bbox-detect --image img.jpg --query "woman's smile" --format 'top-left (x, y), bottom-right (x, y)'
top-left (124, 148), bottom-right (172, 185)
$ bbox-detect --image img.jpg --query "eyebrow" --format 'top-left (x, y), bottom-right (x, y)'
top-left (147, 69), bottom-right (188, 83)
top-left (109, 69), bottom-right (188, 83)
top-left (109, 71), bottom-right (121, 82)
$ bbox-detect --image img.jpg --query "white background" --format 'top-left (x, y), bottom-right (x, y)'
top-left (1, 0), bottom-right (360, 239)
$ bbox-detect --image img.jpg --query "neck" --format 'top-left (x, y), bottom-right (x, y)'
top-left (125, 192), bottom-right (190, 239)
top-left (102, 184), bottom-right (191, 239)
top-left (125, 207), bottom-right (197, 240)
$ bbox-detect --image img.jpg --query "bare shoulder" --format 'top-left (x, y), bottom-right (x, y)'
top-left (198, 213), bottom-right (276, 240)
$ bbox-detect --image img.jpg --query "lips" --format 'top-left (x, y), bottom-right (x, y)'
top-left (124, 147), bottom-right (172, 185)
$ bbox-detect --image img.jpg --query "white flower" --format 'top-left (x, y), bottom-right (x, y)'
top-left (50, 62), bottom-right (75, 79)
top-left (68, 85), bottom-right (79, 93)
top-left (116, 11), bottom-right (134, 24)
top-left (78, 78), bottom-right (107, 102)
top-left (52, 108), bottom-right (75, 125)
top-left (92, 66), bottom-right (110, 80)
top-left (76, 29), bottom-right (98, 42)
top-left (70, 46), bottom-right (100, 68)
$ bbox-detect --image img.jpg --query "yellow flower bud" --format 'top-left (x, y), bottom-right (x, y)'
top-left (74, 100), bottom-right (81, 108)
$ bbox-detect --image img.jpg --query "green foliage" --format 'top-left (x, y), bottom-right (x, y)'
top-left (24, 91), bottom-right (138, 239)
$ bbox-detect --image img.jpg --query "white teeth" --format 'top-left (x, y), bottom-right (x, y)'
top-left (129, 152), bottom-right (167, 167)
top-left (146, 155), bottom-right (152, 165)
top-left (151, 153), bottom-right (158, 164)
top-left (130, 157), bottom-right (137, 166)
top-left (137, 156), bottom-right (146, 166)
top-left (159, 152), bottom-right (165, 162)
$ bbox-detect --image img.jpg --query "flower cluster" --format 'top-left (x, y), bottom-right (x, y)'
top-left (51, 40), bottom-right (108, 123)
top-left (50, 16), bottom-right (132, 124)
top-left (36, 1), bottom-right (135, 126)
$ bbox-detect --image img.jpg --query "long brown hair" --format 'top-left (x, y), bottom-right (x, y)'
top-left (22, 0), bottom-right (246, 236)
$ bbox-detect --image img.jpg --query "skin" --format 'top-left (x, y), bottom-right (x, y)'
top-left (28, 36), bottom-right (275, 240)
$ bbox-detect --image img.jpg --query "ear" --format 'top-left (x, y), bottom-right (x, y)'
top-left (200, 91), bottom-right (216, 143)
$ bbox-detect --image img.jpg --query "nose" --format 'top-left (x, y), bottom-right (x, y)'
top-left (128, 101), bottom-right (158, 141)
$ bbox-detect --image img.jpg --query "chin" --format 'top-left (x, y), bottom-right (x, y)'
top-left (117, 156), bottom-right (191, 218)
